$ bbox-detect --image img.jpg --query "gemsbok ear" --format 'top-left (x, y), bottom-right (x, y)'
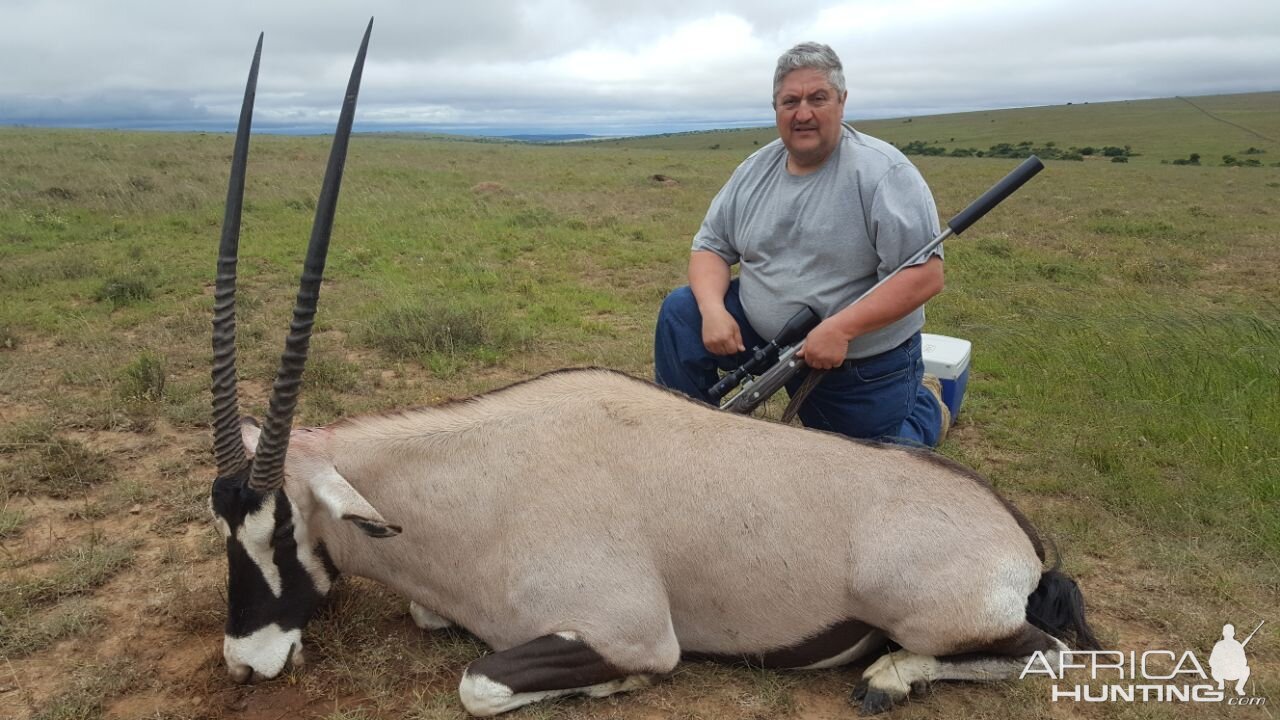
top-left (240, 417), bottom-right (262, 456)
top-left (311, 468), bottom-right (402, 538)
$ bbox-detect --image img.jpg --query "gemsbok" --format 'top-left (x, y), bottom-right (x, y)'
top-left (209, 21), bottom-right (1100, 716)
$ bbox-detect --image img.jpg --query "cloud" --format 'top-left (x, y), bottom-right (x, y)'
top-left (0, 0), bottom-right (1275, 133)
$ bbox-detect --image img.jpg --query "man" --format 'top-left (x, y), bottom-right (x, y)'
top-left (654, 41), bottom-right (948, 446)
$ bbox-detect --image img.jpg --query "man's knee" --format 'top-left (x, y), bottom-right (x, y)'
top-left (658, 286), bottom-right (700, 329)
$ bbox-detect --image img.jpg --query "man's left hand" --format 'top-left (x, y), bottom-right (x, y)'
top-left (796, 320), bottom-right (852, 369)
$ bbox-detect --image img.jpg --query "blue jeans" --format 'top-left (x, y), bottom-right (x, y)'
top-left (654, 281), bottom-right (944, 447)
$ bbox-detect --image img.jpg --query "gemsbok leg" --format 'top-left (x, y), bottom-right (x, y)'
top-left (854, 623), bottom-right (1066, 713)
top-left (458, 632), bottom-right (673, 716)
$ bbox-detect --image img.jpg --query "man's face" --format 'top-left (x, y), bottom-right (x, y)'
top-left (774, 68), bottom-right (847, 173)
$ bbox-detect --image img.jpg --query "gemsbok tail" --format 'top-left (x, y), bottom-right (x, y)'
top-left (1026, 567), bottom-right (1101, 650)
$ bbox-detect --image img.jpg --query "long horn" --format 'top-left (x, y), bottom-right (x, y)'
top-left (249, 19), bottom-right (373, 492)
top-left (211, 33), bottom-right (263, 478)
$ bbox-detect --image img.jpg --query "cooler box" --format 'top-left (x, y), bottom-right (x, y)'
top-left (921, 333), bottom-right (971, 419)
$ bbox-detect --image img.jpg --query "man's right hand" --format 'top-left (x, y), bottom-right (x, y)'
top-left (701, 307), bottom-right (746, 356)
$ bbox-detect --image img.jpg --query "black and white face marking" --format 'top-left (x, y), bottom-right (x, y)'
top-left (210, 470), bottom-right (338, 683)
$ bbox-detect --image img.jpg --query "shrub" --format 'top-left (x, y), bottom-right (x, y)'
top-left (94, 277), bottom-right (152, 308)
top-left (304, 357), bottom-right (361, 392)
top-left (900, 140), bottom-right (946, 156)
top-left (364, 300), bottom-right (500, 359)
top-left (119, 352), bottom-right (166, 402)
top-left (1222, 155), bottom-right (1263, 168)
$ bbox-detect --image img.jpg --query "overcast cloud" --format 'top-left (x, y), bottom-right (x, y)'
top-left (1, 0), bottom-right (1276, 135)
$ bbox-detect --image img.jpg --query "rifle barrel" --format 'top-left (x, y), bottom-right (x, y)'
top-left (1242, 620), bottom-right (1265, 647)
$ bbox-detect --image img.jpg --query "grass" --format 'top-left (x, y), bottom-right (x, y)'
top-left (29, 658), bottom-right (141, 720)
top-left (363, 299), bottom-right (504, 360)
top-left (600, 91), bottom-right (1280, 167)
top-left (1, 535), bottom-right (137, 611)
top-left (0, 502), bottom-right (26, 539)
top-left (0, 598), bottom-right (103, 658)
top-left (0, 436), bottom-right (116, 499)
top-left (0, 94), bottom-right (1277, 718)
top-left (93, 276), bottom-right (152, 308)
top-left (0, 535), bottom-right (132, 664)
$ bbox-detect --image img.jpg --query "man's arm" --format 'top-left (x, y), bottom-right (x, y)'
top-left (796, 256), bottom-right (943, 369)
top-left (689, 250), bottom-right (745, 355)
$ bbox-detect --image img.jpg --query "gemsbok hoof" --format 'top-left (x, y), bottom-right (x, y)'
top-left (857, 686), bottom-right (900, 715)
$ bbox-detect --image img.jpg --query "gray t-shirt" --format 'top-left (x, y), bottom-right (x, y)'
top-left (692, 126), bottom-right (942, 359)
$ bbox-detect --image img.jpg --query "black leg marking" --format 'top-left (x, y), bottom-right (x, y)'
top-left (468, 633), bottom-right (621, 693)
top-left (459, 633), bottom-right (652, 716)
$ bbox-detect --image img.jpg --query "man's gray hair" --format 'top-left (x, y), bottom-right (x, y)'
top-left (772, 42), bottom-right (846, 105)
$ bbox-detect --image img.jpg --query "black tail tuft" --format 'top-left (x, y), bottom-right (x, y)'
top-left (1026, 568), bottom-right (1101, 650)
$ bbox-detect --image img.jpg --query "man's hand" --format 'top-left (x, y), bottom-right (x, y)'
top-left (796, 257), bottom-right (944, 369)
top-left (702, 306), bottom-right (746, 356)
top-left (796, 319), bottom-right (852, 369)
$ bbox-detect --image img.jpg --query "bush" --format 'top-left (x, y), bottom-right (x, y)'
top-left (119, 352), bottom-right (166, 402)
top-left (900, 140), bottom-right (946, 156)
top-left (1102, 146), bottom-right (1127, 157)
top-left (986, 143), bottom-right (1032, 159)
top-left (94, 277), bottom-right (152, 308)
top-left (1222, 155), bottom-right (1263, 168)
top-left (363, 299), bottom-right (510, 360)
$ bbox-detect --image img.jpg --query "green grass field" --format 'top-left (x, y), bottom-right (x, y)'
top-left (602, 91), bottom-right (1280, 166)
top-left (0, 91), bottom-right (1277, 719)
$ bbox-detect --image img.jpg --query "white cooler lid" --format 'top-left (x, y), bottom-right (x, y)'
top-left (921, 333), bottom-right (972, 379)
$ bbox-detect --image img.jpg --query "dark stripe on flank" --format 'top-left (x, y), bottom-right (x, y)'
top-left (684, 619), bottom-right (879, 669)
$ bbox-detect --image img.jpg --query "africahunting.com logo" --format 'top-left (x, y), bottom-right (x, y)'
top-left (1021, 620), bottom-right (1267, 706)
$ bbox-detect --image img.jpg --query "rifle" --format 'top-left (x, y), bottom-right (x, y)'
top-left (719, 154), bottom-right (1045, 415)
top-left (707, 306), bottom-right (820, 403)
top-left (1242, 620), bottom-right (1265, 648)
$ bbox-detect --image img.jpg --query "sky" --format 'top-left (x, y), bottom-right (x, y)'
top-left (1, 0), bottom-right (1276, 136)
